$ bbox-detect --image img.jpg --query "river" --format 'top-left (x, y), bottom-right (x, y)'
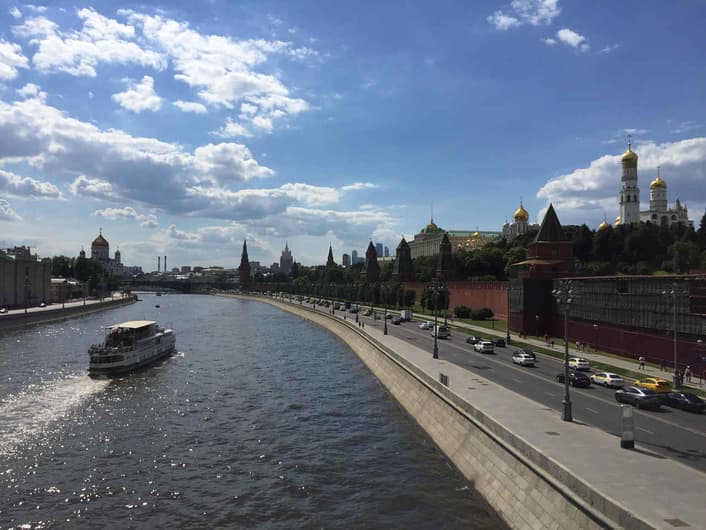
top-left (0, 294), bottom-right (505, 529)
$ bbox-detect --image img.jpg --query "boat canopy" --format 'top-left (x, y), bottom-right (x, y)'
top-left (104, 320), bottom-right (156, 330)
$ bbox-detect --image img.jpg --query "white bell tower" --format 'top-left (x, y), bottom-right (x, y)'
top-left (619, 136), bottom-right (640, 225)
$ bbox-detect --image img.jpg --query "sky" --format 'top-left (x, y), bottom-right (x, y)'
top-left (1, 0), bottom-right (705, 271)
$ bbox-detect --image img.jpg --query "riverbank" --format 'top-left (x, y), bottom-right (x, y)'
top-left (223, 293), bottom-right (706, 530)
top-left (0, 297), bottom-right (136, 332)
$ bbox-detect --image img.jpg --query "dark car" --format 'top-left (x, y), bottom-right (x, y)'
top-left (391, 317), bottom-right (403, 325)
top-left (465, 335), bottom-right (483, 345)
top-left (663, 392), bottom-right (706, 413)
top-left (615, 386), bottom-right (662, 410)
top-left (513, 348), bottom-right (536, 360)
top-left (491, 337), bottom-right (506, 348)
top-left (555, 370), bottom-right (591, 388)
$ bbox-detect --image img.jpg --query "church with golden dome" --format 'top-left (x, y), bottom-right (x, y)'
top-left (617, 138), bottom-right (691, 229)
top-left (502, 200), bottom-right (539, 241)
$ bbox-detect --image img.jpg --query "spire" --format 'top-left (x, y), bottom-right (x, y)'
top-left (326, 243), bottom-right (336, 267)
top-left (534, 204), bottom-right (566, 242)
top-left (627, 134), bottom-right (632, 151)
top-left (239, 239), bottom-right (251, 287)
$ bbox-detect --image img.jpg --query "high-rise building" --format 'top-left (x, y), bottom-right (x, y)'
top-left (342, 253), bottom-right (351, 267)
top-left (351, 249), bottom-right (358, 264)
top-left (375, 242), bottom-right (383, 257)
top-left (384, 246), bottom-right (389, 257)
top-left (279, 242), bottom-right (293, 274)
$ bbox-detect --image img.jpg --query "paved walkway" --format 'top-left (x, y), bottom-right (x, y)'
top-left (285, 299), bottom-right (706, 529)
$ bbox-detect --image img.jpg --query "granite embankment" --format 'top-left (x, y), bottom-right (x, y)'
top-left (0, 297), bottom-right (136, 332)
top-left (225, 294), bottom-right (706, 530)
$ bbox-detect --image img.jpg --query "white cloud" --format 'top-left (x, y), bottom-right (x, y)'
top-left (0, 199), bottom-right (22, 221)
top-left (213, 118), bottom-right (252, 138)
top-left (341, 182), bottom-right (378, 191)
top-left (9, 7), bottom-right (22, 19)
top-left (16, 82), bottom-right (46, 101)
top-left (112, 75), bottom-right (162, 113)
top-left (173, 100), bottom-right (207, 113)
top-left (25, 5), bottom-right (47, 13)
top-left (0, 39), bottom-right (29, 80)
top-left (68, 175), bottom-right (116, 200)
top-left (599, 44), bottom-right (619, 54)
top-left (93, 206), bottom-right (158, 227)
top-left (0, 168), bottom-right (61, 198)
top-left (488, 0), bottom-right (560, 30)
top-left (556, 28), bottom-right (588, 49)
top-left (624, 128), bottom-right (648, 136)
top-left (543, 38), bottom-right (556, 46)
top-left (536, 137), bottom-right (706, 225)
top-left (13, 9), bottom-right (166, 76)
top-left (193, 143), bottom-right (273, 185)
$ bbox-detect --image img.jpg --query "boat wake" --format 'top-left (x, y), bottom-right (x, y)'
top-left (0, 373), bottom-right (109, 457)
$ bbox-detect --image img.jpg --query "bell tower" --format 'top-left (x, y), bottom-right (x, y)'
top-left (619, 136), bottom-right (640, 225)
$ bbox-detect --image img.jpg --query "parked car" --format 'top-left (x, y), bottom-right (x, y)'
top-left (614, 386), bottom-right (663, 409)
top-left (512, 352), bottom-right (535, 366)
top-left (491, 337), bottom-right (506, 348)
top-left (391, 317), bottom-right (403, 325)
top-left (465, 335), bottom-right (483, 345)
top-left (567, 357), bottom-right (590, 371)
top-left (555, 370), bottom-right (591, 387)
top-left (512, 348), bottom-right (536, 360)
top-left (590, 372), bottom-right (625, 388)
top-left (662, 392), bottom-right (706, 413)
top-left (419, 321), bottom-right (434, 330)
top-left (634, 377), bottom-right (672, 394)
top-left (474, 341), bottom-right (495, 353)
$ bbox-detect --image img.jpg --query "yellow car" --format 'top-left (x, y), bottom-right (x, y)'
top-left (363, 309), bottom-right (373, 316)
top-left (633, 377), bottom-right (672, 393)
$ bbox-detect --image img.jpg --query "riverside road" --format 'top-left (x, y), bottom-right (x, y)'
top-left (336, 307), bottom-right (706, 472)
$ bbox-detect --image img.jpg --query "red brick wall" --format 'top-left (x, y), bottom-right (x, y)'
top-left (404, 281), bottom-right (509, 319)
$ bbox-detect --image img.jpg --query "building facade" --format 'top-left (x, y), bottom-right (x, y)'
top-left (408, 218), bottom-right (500, 259)
top-left (502, 201), bottom-right (539, 241)
top-left (0, 246), bottom-right (52, 308)
top-left (86, 229), bottom-right (142, 277)
top-left (279, 242), bottom-right (294, 274)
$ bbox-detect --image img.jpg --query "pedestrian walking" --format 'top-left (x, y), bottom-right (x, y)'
top-left (685, 365), bottom-right (692, 383)
top-left (660, 359), bottom-right (666, 371)
top-left (638, 356), bottom-right (645, 370)
top-left (550, 340), bottom-right (555, 348)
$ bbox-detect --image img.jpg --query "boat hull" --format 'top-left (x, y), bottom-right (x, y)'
top-left (88, 330), bottom-right (176, 377)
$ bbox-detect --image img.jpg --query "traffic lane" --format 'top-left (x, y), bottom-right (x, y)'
top-left (373, 319), bottom-right (706, 472)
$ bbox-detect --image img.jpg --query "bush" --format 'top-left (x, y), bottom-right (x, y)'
top-left (454, 305), bottom-right (472, 318)
top-left (472, 307), bottom-right (494, 320)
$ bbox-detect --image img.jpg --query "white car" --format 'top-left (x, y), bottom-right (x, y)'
top-left (512, 352), bottom-right (535, 366)
top-left (419, 321), bottom-right (434, 330)
top-left (590, 372), bottom-right (625, 388)
top-left (0, 308), bottom-right (7, 314)
top-left (568, 357), bottom-right (590, 371)
top-left (474, 341), bottom-right (495, 353)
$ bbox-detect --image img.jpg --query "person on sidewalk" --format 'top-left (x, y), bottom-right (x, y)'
top-left (685, 365), bottom-right (692, 383)
top-left (638, 356), bottom-right (645, 370)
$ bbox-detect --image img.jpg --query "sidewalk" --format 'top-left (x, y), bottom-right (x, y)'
top-left (420, 313), bottom-right (705, 392)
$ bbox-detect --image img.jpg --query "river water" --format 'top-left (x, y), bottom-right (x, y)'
top-left (0, 294), bottom-right (505, 529)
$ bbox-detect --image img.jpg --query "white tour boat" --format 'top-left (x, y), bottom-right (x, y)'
top-left (88, 320), bottom-right (175, 376)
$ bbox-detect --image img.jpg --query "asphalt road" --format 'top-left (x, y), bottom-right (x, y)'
top-left (358, 312), bottom-right (706, 473)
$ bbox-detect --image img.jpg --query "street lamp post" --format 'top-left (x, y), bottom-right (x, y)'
top-left (535, 314), bottom-right (540, 337)
top-left (506, 281), bottom-right (511, 345)
top-left (593, 324), bottom-right (598, 352)
top-left (552, 280), bottom-right (574, 422)
top-left (663, 282), bottom-right (681, 388)
top-left (24, 275), bottom-right (31, 314)
top-left (383, 284), bottom-right (388, 335)
top-left (431, 280), bottom-right (439, 359)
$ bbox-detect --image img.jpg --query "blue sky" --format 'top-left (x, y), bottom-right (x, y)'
top-left (1, 0), bottom-right (705, 271)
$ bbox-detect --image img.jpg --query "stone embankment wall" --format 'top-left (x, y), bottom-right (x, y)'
top-left (0, 298), bottom-right (135, 332)
top-left (245, 296), bottom-right (634, 530)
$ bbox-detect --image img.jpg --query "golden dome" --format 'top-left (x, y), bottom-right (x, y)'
top-left (598, 220), bottom-right (610, 231)
top-left (621, 148), bottom-right (638, 163)
top-left (614, 216), bottom-right (621, 226)
top-left (473, 231), bottom-right (481, 239)
top-left (513, 201), bottom-right (529, 221)
top-left (92, 232), bottom-right (109, 247)
top-left (650, 176), bottom-right (667, 189)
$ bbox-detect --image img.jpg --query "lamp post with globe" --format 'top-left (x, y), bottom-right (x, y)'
top-left (552, 280), bottom-right (574, 422)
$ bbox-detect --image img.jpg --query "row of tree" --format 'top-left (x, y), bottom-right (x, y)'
top-left (51, 255), bottom-right (117, 296)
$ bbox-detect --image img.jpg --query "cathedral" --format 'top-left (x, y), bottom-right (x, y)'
top-left (617, 138), bottom-right (691, 228)
top-left (502, 201), bottom-right (539, 241)
top-left (81, 230), bottom-right (142, 277)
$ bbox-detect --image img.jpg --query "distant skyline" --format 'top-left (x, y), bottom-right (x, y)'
top-left (1, 0), bottom-right (705, 270)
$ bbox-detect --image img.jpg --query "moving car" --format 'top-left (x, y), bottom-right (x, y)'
top-left (0, 308), bottom-right (7, 314)
top-left (567, 357), bottom-right (590, 371)
top-left (419, 321), bottom-right (434, 330)
top-left (590, 372), bottom-right (625, 388)
top-left (662, 392), bottom-right (706, 413)
top-left (465, 335), bottom-right (483, 345)
top-left (491, 337), bottom-right (506, 348)
top-left (363, 309), bottom-right (373, 316)
top-left (555, 370), bottom-right (591, 387)
top-left (614, 387), bottom-right (662, 409)
top-left (432, 325), bottom-right (450, 339)
top-left (512, 352), bottom-right (535, 366)
top-left (391, 317), bottom-right (402, 325)
top-left (474, 341), bottom-right (495, 353)
top-left (633, 377), bottom-right (672, 394)
top-left (512, 348), bottom-right (536, 360)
